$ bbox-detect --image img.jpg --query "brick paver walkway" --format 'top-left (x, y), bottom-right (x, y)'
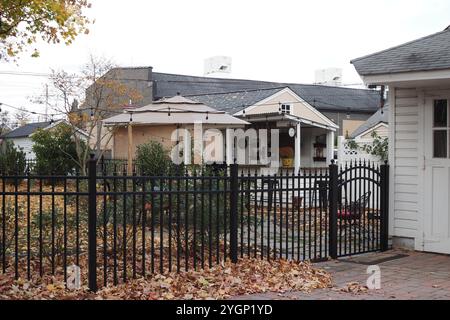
top-left (233, 250), bottom-right (450, 300)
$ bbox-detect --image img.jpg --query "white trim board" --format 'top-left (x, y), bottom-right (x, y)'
top-left (361, 69), bottom-right (450, 86)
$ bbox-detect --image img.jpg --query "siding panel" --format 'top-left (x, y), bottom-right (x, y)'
top-left (392, 88), bottom-right (419, 239)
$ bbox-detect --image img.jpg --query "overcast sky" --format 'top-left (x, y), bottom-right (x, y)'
top-left (1, 0), bottom-right (450, 120)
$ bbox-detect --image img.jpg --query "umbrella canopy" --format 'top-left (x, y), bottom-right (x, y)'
top-left (103, 96), bottom-right (249, 127)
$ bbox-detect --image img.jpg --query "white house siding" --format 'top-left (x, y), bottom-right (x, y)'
top-left (358, 123), bottom-right (389, 140)
top-left (390, 88), bottom-right (420, 245)
top-left (11, 137), bottom-right (35, 160)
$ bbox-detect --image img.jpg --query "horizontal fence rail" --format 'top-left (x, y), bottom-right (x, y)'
top-left (0, 158), bottom-right (389, 291)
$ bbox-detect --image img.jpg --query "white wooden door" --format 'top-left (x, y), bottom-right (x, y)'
top-left (423, 96), bottom-right (450, 254)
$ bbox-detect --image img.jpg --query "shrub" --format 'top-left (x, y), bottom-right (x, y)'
top-left (135, 141), bottom-right (171, 177)
top-left (0, 140), bottom-right (26, 175)
top-left (32, 123), bottom-right (82, 175)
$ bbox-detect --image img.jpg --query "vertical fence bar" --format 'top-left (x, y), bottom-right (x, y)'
top-left (88, 154), bottom-right (98, 292)
top-left (39, 179), bottom-right (43, 276)
top-left (200, 170), bottom-right (205, 269)
top-left (208, 171), bottom-right (212, 268)
top-left (113, 173), bottom-right (118, 284)
top-left (14, 175), bottom-right (18, 279)
top-left (380, 161), bottom-right (389, 252)
top-left (192, 171), bottom-right (197, 270)
top-left (27, 174), bottom-right (31, 280)
top-left (168, 174), bottom-right (173, 273)
top-left (142, 180), bottom-right (147, 277)
top-left (132, 173), bottom-right (137, 278)
top-left (63, 178), bottom-right (68, 284)
top-left (1, 177), bottom-right (5, 273)
top-left (159, 177), bottom-right (164, 273)
top-left (215, 171), bottom-right (220, 264)
top-left (176, 171), bottom-right (181, 272)
top-left (229, 164), bottom-right (238, 263)
top-left (328, 161), bottom-right (338, 259)
top-left (123, 175), bottom-right (128, 281)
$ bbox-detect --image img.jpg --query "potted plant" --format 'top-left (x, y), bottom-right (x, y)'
top-left (279, 147), bottom-right (294, 167)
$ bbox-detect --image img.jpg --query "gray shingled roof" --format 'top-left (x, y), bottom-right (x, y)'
top-left (351, 27), bottom-right (450, 76)
top-left (350, 105), bottom-right (389, 139)
top-left (187, 87), bottom-right (287, 114)
top-left (1, 122), bottom-right (51, 139)
top-left (151, 72), bottom-right (380, 113)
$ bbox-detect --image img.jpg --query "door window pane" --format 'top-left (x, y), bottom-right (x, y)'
top-left (433, 130), bottom-right (447, 158)
top-left (434, 100), bottom-right (447, 127)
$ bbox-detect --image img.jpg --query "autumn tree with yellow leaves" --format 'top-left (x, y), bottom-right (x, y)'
top-left (0, 0), bottom-right (91, 60)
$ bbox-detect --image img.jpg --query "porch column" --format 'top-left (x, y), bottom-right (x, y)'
top-left (127, 123), bottom-right (133, 176)
top-left (184, 128), bottom-right (191, 165)
top-left (327, 130), bottom-right (335, 164)
top-left (194, 122), bottom-right (204, 165)
top-left (294, 123), bottom-right (301, 174)
top-left (226, 128), bottom-right (234, 165)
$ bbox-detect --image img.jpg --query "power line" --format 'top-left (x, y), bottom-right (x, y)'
top-left (0, 71), bottom-right (50, 77)
top-left (0, 101), bottom-right (65, 117)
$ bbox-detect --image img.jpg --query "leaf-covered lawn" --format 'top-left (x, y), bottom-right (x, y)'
top-left (0, 258), bottom-right (332, 300)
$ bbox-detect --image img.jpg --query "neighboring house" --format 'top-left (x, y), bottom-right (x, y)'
top-left (336, 105), bottom-right (389, 165)
top-left (85, 67), bottom-right (381, 155)
top-left (1, 121), bottom-right (52, 159)
top-left (104, 89), bottom-right (338, 174)
top-left (149, 71), bottom-right (379, 137)
top-left (351, 26), bottom-right (450, 254)
top-left (0, 120), bottom-right (88, 160)
top-left (189, 86), bottom-right (339, 170)
top-left (103, 95), bottom-right (249, 162)
top-left (350, 104), bottom-right (389, 142)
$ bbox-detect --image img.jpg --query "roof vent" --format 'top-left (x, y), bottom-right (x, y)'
top-left (204, 56), bottom-right (232, 77)
top-left (314, 68), bottom-right (343, 86)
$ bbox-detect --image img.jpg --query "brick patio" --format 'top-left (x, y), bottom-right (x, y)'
top-left (233, 250), bottom-right (450, 300)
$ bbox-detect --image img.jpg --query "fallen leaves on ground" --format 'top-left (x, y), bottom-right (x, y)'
top-left (0, 258), bottom-right (332, 300)
top-left (334, 281), bottom-right (369, 294)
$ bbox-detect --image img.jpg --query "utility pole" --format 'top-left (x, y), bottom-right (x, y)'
top-left (45, 84), bottom-right (49, 122)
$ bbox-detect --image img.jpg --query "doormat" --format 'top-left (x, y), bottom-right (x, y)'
top-left (339, 253), bottom-right (409, 265)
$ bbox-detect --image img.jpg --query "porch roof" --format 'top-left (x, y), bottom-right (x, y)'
top-left (239, 112), bottom-right (338, 131)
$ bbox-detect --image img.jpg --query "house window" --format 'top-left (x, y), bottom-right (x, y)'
top-left (433, 99), bottom-right (449, 158)
top-left (281, 104), bottom-right (291, 114)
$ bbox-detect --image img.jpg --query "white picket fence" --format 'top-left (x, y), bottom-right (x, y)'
top-left (337, 136), bottom-right (382, 165)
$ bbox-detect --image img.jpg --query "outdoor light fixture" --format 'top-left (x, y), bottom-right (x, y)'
top-left (313, 135), bottom-right (327, 162)
top-left (289, 127), bottom-right (296, 138)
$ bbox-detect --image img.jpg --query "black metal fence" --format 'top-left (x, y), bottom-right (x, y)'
top-left (0, 158), bottom-right (389, 291)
